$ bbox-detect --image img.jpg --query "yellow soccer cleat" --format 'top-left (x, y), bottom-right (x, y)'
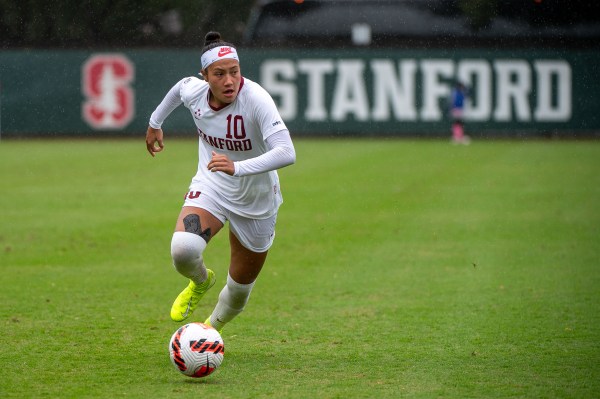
top-left (170, 269), bottom-right (216, 322)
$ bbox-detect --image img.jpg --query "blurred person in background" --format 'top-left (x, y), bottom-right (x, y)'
top-left (449, 81), bottom-right (471, 145)
top-left (145, 31), bottom-right (296, 332)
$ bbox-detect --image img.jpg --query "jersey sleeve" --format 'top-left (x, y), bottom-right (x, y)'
top-left (233, 129), bottom-right (296, 176)
top-left (148, 79), bottom-right (185, 128)
top-left (179, 76), bottom-right (204, 109)
top-left (250, 84), bottom-right (288, 140)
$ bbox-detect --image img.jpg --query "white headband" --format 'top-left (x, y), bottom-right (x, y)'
top-left (201, 46), bottom-right (239, 70)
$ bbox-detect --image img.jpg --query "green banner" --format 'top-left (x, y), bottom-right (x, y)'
top-left (1, 48), bottom-right (599, 137)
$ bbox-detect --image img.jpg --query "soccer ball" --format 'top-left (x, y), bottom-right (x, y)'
top-left (169, 322), bottom-right (225, 378)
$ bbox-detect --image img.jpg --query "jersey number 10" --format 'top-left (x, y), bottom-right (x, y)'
top-left (226, 114), bottom-right (246, 139)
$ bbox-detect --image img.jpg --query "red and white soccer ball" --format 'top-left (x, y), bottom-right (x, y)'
top-left (169, 322), bottom-right (225, 378)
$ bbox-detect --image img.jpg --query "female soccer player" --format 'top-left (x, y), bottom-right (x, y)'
top-left (145, 32), bottom-right (296, 332)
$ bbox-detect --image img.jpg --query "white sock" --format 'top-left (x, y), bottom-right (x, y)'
top-left (209, 274), bottom-right (255, 331)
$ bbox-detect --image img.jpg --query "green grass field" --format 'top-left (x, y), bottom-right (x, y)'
top-left (1, 138), bottom-right (599, 398)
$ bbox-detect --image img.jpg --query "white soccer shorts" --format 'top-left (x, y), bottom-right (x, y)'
top-left (182, 190), bottom-right (277, 253)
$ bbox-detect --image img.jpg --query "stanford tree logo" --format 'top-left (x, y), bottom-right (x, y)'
top-left (82, 54), bottom-right (135, 129)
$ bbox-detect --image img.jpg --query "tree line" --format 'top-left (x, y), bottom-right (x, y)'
top-left (0, 0), bottom-right (254, 48)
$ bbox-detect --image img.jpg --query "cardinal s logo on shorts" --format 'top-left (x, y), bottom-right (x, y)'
top-left (81, 54), bottom-right (135, 129)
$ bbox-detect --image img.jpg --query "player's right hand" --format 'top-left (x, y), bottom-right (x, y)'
top-left (146, 126), bottom-right (164, 157)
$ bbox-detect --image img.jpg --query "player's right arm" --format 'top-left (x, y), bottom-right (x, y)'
top-left (146, 79), bottom-right (187, 157)
top-left (146, 126), bottom-right (164, 157)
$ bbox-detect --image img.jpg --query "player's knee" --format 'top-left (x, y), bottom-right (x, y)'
top-left (170, 231), bottom-right (207, 272)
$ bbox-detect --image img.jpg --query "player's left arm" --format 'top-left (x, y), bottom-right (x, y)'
top-left (207, 129), bottom-right (296, 176)
top-left (208, 83), bottom-right (295, 176)
top-left (236, 129), bottom-right (296, 176)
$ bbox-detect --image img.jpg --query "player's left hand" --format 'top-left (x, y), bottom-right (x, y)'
top-left (207, 151), bottom-right (235, 175)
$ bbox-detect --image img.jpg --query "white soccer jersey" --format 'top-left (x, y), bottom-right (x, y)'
top-left (178, 76), bottom-right (288, 219)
